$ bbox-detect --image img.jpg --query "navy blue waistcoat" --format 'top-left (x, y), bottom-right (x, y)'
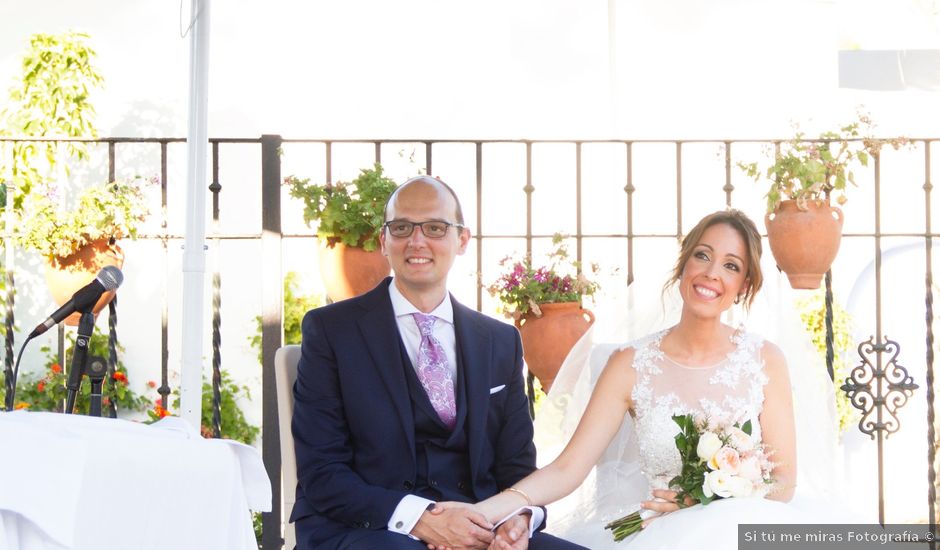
top-left (400, 338), bottom-right (476, 503)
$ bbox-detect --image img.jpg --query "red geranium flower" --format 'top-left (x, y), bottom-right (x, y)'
top-left (112, 371), bottom-right (127, 382)
top-left (147, 380), bottom-right (157, 389)
top-left (37, 381), bottom-right (45, 392)
top-left (50, 363), bottom-right (62, 374)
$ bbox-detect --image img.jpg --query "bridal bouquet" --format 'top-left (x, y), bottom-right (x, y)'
top-left (605, 413), bottom-right (775, 542)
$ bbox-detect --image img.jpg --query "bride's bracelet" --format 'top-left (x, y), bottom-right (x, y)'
top-left (503, 487), bottom-right (533, 506)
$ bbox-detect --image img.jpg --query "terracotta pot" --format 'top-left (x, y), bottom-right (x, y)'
top-left (44, 240), bottom-right (125, 326)
top-left (515, 302), bottom-right (595, 393)
top-left (317, 240), bottom-right (391, 301)
top-left (765, 199), bottom-right (844, 290)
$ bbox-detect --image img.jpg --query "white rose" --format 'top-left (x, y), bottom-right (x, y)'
top-left (697, 431), bottom-right (722, 464)
top-left (702, 469), bottom-right (733, 498)
top-left (728, 475), bottom-right (754, 498)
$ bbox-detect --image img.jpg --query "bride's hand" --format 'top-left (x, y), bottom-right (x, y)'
top-left (639, 489), bottom-right (695, 528)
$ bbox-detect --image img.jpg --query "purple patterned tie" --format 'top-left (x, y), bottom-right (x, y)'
top-left (411, 313), bottom-right (457, 429)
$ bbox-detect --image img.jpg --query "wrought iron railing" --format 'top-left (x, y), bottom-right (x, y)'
top-left (1, 135), bottom-right (937, 548)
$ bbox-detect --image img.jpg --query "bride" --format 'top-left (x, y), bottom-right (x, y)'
top-left (438, 209), bottom-right (845, 549)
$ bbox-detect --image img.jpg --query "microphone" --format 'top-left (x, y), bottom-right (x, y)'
top-left (29, 266), bottom-right (124, 339)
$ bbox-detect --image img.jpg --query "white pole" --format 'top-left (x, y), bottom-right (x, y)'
top-left (607, 0), bottom-right (619, 137)
top-left (180, 0), bottom-right (211, 431)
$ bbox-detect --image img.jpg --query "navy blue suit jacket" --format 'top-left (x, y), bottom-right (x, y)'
top-left (290, 278), bottom-right (537, 546)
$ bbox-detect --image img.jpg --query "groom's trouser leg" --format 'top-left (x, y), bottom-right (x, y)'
top-left (529, 532), bottom-right (591, 550)
top-left (312, 529), bottom-right (427, 550)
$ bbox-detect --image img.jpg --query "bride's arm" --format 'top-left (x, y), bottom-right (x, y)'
top-left (759, 341), bottom-right (797, 502)
top-left (475, 347), bottom-right (638, 524)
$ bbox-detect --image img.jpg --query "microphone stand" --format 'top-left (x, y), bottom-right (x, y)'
top-left (86, 357), bottom-right (108, 418)
top-left (65, 310), bottom-right (95, 415)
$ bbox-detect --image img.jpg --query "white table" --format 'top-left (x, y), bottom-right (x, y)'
top-left (0, 411), bottom-right (271, 550)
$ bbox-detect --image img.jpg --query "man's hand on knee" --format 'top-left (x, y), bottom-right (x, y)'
top-left (411, 504), bottom-right (494, 549)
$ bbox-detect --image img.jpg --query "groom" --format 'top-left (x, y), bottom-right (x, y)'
top-left (291, 176), bottom-right (584, 549)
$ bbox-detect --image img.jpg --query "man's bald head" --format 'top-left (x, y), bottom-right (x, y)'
top-left (383, 176), bottom-right (465, 226)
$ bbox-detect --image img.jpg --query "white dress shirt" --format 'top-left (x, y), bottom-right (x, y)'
top-left (384, 279), bottom-right (542, 540)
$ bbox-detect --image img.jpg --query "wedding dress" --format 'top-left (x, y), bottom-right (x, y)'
top-left (533, 265), bottom-right (854, 549)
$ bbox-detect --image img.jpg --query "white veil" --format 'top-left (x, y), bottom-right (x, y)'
top-left (533, 256), bottom-right (844, 536)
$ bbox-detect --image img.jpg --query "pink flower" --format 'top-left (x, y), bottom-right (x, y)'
top-left (710, 446), bottom-right (741, 475)
top-left (725, 426), bottom-right (754, 452)
top-left (738, 455), bottom-right (763, 482)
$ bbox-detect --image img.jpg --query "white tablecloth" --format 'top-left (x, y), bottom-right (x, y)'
top-left (0, 411), bottom-right (271, 550)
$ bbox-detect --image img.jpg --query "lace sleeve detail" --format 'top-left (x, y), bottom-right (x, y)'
top-left (628, 330), bottom-right (667, 414)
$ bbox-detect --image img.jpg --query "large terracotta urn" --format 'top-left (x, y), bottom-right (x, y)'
top-left (44, 239), bottom-right (124, 326)
top-left (515, 302), bottom-right (595, 393)
top-left (765, 199), bottom-right (843, 290)
top-left (317, 240), bottom-right (391, 302)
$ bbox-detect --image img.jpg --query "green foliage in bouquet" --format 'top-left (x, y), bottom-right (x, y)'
top-left (606, 414), bottom-right (769, 542)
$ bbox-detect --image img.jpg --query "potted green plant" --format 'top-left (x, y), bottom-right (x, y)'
top-left (738, 114), bottom-right (908, 289)
top-left (283, 163), bottom-right (397, 301)
top-left (487, 234), bottom-right (599, 392)
top-left (15, 177), bottom-right (152, 323)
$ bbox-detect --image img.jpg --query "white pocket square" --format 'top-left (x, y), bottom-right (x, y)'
top-left (489, 385), bottom-right (506, 395)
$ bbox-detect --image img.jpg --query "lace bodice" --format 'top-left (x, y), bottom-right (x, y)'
top-left (629, 328), bottom-right (769, 490)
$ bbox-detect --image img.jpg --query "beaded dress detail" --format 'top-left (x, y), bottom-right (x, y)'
top-left (630, 328), bottom-right (768, 491)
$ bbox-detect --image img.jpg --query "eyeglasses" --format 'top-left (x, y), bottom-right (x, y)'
top-left (383, 220), bottom-right (464, 239)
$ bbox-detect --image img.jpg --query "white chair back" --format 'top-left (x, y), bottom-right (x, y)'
top-left (274, 344), bottom-right (301, 550)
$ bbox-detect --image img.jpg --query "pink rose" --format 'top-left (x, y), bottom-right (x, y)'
top-left (710, 446), bottom-right (741, 475)
top-left (738, 455), bottom-right (763, 482)
top-left (725, 426), bottom-right (755, 452)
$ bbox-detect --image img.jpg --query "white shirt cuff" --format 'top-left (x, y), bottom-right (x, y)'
top-left (495, 506), bottom-right (544, 538)
top-left (388, 495), bottom-right (436, 538)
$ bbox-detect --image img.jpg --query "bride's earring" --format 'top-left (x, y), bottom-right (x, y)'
top-left (734, 294), bottom-right (741, 305)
